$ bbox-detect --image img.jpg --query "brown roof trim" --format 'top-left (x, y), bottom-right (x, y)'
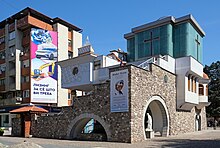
top-left (53, 17), bottom-right (82, 32)
top-left (0, 7), bottom-right (82, 32)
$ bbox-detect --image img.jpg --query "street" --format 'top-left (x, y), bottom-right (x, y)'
top-left (0, 129), bottom-right (220, 148)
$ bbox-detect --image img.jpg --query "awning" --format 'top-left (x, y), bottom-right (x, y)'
top-left (10, 105), bottom-right (48, 114)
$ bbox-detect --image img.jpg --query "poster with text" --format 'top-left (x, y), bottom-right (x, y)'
top-left (110, 69), bottom-right (128, 112)
top-left (30, 28), bottom-right (58, 103)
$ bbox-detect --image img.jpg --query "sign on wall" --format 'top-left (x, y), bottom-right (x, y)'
top-left (30, 28), bottom-right (58, 103)
top-left (110, 69), bottom-right (129, 112)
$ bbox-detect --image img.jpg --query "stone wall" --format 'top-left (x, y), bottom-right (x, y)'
top-left (12, 64), bottom-right (207, 143)
top-left (31, 80), bottom-right (131, 143)
top-left (11, 118), bottom-right (21, 136)
top-left (129, 64), bottom-right (207, 142)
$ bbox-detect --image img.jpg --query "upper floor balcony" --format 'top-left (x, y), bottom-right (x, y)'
top-left (0, 43), bottom-right (5, 51)
top-left (17, 15), bottom-right (53, 31)
top-left (20, 52), bottom-right (30, 61)
top-left (21, 67), bottom-right (30, 76)
top-left (0, 72), bottom-right (5, 78)
top-left (0, 28), bottom-right (5, 37)
top-left (176, 56), bottom-right (203, 77)
top-left (0, 85), bottom-right (5, 92)
top-left (21, 82), bottom-right (30, 90)
top-left (0, 97), bottom-right (21, 106)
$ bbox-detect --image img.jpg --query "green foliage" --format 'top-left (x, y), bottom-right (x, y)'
top-left (0, 128), bottom-right (4, 136)
top-left (204, 61), bottom-right (220, 117)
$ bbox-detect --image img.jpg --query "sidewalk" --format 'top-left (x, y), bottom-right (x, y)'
top-left (0, 129), bottom-right (220, 148)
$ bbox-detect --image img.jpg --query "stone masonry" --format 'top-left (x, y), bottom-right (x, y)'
top-left (12, 64), bottom-right (207, 143)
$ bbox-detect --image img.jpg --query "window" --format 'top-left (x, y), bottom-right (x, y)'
top-left (22, 60), bottom-right (29, 68)
top-left (191, 77), bottom-right (194, 92)
top-left (9, 31), bottom-right (15, 40)
top-left (193, 78), bottom-right (197, 93)
top-left (68, 39), bottom-right (72, 47)
top-left (23, 46), bottom-right (29, 53)
top-left (0, 64), bottom-right (6, 74)
top-left (0, 51), bottom-right (5, 60)
top-left (1, 114), bottom-right (9, 127)
top-left (188, 75), bottom-right (191, 91)
top-left (22, 76), bottom-right (29, 83)
top-left (68, 93), bottom-right (71, 99)
top-left (23, 90), bottom-right (30, 98)
top-left (206, 85), bottom-right (208, 96)
top-left (9, 46), bottom-right (15, 57)
top-left (0, 79), bottom-right (5, 86)
top-left (199, 84), bottom-right (204, 96)
top-left (68, 51), bottom-right (73, 59)
top-left (94, 60), bottom-right (101, 70)
top-left (3, 115), bottom-right (9, 124)
top-left (0, 36), bottom-right (5, 44)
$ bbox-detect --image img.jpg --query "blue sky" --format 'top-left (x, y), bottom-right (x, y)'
top-left (0, 0), bottom-right (219, 65)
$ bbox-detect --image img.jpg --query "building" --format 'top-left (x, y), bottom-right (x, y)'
top-left (124, 14), bottom-right (210, 111)
top-left (11, 15), bottom-right (210, 143)
top-left (0, 7), bottom-right (82, 132)
top-left (125, 15), bottom-right (204, 63)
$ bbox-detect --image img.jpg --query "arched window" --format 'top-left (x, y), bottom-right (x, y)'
top-left (194, 78), bottom-right (197, 93)
top-left (188, 75), bottom-right (191, 91)
top-left (199, 84), bottom-right (204, 96)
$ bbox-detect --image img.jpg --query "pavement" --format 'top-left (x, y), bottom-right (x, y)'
top-left (0, 128), bottom-right (220, 148)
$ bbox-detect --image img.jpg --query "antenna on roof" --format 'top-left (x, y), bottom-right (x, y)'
top-left (84, 36), bottom-right (91, 46)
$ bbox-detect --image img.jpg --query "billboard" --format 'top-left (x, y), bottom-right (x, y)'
top-left (30, 28), bottom-right (58, 103)
top-left (110, 69), bottom-right (129, 112)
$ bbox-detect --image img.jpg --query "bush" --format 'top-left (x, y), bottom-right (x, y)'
top-left (0, 128), bottom-right (4, 136)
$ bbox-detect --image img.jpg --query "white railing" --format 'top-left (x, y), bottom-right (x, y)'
top-left (138, 57), bottom-right (156, 70)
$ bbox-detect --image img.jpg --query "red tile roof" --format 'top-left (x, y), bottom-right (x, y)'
top-left (203, 72), bottom-right (209, 79)
top-left (10, 105), bottom-right (48, 113)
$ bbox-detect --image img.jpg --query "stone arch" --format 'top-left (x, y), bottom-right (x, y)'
top-left (195, 107), bottom-right (202, 131)
top-left (66, 113), bottom-right (111, 141)
top-left (143, 95), bottom-right (170, 139)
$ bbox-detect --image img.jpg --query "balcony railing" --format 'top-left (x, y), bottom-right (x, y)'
top-left (17, 16), bottom-right (28, 30)
top-left (22, 36), bottom-right (30, 46)
top-left (9, 69), bottom-right (15, 76)
top-left (0, 97), bottom-right (21, 106)
top-left (21, 82), bottom-right (30, 90)
top-left (20, 52), bottom-right (30, 61)
top-left (0, 43), bottom-right (5, 51)
top-left (0, 85), bottom-right (5, 91)
top-left (9, 83), bottom-right (15, 90)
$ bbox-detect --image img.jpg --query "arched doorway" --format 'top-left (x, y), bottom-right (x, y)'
top-left (66, 113), bottom-right (110, 141)
top-left (195, 107), bottom-right (201, 131)
top-left (143, 96), bottom-right (169, 139)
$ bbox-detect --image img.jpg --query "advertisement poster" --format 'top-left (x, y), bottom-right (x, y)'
top-left (110, 69), bottom-right (128, 112)
top-left (30, 28), bottom-right (58, 103)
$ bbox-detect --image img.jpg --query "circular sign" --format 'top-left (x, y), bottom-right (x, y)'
top-left (72, 67), bottom-right (78, 75)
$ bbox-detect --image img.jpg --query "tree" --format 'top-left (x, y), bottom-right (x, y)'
top-left (204, 61), bottom-right (220, 117)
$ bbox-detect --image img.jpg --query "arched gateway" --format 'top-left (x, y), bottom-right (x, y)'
top-left (66, 113), bottom-right (111, 141)
top-left (143, 96), bottom-right (169, 139)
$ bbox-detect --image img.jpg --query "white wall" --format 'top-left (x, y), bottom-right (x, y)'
top-left (176, 56), bottom-right (203, 77)
top-left (15, 49), bottom-right (21, 90)
top-left (55, 23), bottom-right (69, 107)
top-left (105, 56), bottom-right (120, 67)
top-left (61, 62), bottom-right (93, 88)
top-left (157, 55), bottom-right (175, 73)
top-left (72, 30), bottom-right (82, 57)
